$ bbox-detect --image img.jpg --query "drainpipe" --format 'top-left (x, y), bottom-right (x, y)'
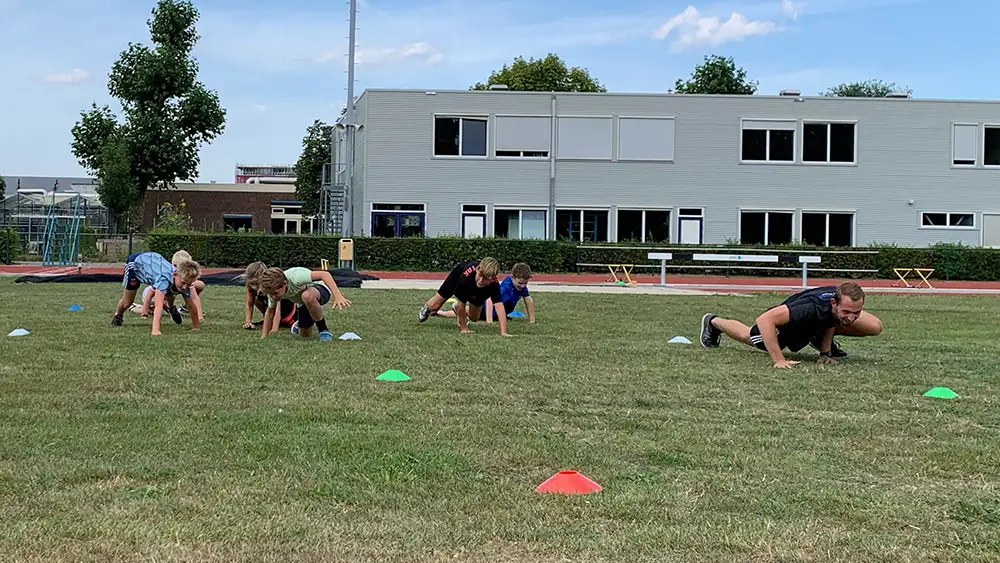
top-left (549, 94), bottom-right (557, 239)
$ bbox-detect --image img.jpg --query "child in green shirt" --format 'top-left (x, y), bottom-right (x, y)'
top-left (258, 266), bottom-right (352, 341)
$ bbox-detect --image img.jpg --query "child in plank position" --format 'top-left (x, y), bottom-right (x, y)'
top-left (436, 262), bottom-right (536, 325)
top-left (258, 266), bottom-right (352, 341)
top-left (241, 261), bottom-right (298, 331)
top-left (133, 250), bottom-right (206, 324)
top-left (417, 257), bottom-right (512, 336)
top-left (111, 251), bottom-right (201, 335)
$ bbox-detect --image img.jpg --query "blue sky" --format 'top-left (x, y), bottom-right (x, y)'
top-left (1, 0), bottom-right (996, 182)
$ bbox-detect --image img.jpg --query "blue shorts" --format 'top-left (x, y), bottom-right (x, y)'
top-left (122, 253), bottom-right (141, 291)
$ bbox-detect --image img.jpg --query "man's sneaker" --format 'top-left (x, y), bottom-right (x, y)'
top-left (290, 321), bottom-right (300, 336)
top-left (810, 335), bottom-right (848, 357)
top-left (110, 315), bottom-right (123, 327)
top-left (700, 313), bottom-right (722, 348)
top-left (417, 305), bottom-right (430, 322)
top-left (168, 306), bottom-right (183, 325)
top-left (318, 330), bottom-right (333, 342)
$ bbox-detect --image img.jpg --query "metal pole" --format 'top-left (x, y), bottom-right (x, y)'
top-left (660, 260), bottom-right (666, 286)
top-left (341, 0), bottom-right (357, 237)
top-left (801, 262), bottom-right (807, 288)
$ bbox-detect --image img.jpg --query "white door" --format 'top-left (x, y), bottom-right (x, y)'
top-left (679, 217), bottom-right (702, 244)
top-left (463, 214), bottom-right (485, 238)
top-left (983, 214), bottom-right (1000, 247)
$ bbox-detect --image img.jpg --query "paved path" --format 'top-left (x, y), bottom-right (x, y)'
top-left (362, 279), bottom-right (735, 296)
top-left (2, 262), bottom-right (998, 296)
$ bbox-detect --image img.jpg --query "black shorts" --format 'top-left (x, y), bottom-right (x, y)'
top-left (256, 294), bottom-right (299, 326)
top-left (436, 263), bottom-right (464, 298)
top-left (278, 299), bottom-right (296, 325)
top-left (749, 324), bottom-right (791, 351)
top-left (436, 263), bottom-right (488, 306)
top-left (296, 285), bottom-right (331, 329)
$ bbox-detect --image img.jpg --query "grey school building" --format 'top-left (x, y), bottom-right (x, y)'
top-left (337, 88), bottom-right (1000, 248)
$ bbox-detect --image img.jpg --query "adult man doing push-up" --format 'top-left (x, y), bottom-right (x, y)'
top-left (699, 282), bottom-right (883, 368)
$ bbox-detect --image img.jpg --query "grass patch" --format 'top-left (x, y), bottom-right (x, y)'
top-left (1, 279), bottom-right (999, 561)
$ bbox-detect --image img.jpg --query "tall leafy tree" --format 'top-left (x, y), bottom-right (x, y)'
top-left (0, 171), bottom-right (6, 194)
top-left (70, 0), bottom-right (226, 232)
top-left (293, 120), bottom-right (334, 215)
top-left (471, 54), bottom-right (606, 92)
top-left (673, 54), bottom-right (758, 95)
top-left (823, 79), bottom-right (912, 97)
top-left (95, 139), bottom-right (141, 231)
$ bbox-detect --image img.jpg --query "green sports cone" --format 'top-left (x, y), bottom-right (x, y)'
top-left (377, 369), bottom-right (410, 382)
top-left (923, 387), bottom-right (959, 399)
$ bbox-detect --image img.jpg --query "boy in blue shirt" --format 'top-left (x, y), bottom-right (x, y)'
top-left (110, 251), bottom-right (202, 335)
top-left (436, 262), bottom-right (535, 324)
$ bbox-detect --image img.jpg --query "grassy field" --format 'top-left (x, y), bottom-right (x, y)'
top-left (1, 278), bottom-right (999, 562)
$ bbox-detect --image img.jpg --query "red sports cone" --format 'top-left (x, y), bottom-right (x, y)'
top-left (535, 470), bottom-right (602, 494)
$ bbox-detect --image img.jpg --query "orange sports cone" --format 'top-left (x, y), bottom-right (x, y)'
top-left (535, 470), bottom-right (602, 494)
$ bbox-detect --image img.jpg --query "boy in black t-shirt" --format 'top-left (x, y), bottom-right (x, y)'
top-left (699, 282), bottom-right (880, 368)
top-left (417, 257), bottom-right (512, 336)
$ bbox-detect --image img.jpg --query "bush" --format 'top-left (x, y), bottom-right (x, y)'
top-left (79, 225), bottom-right (101, 262)
top-left (0, 228), bottom-right (20, 264)
top-left (144, 233), bottom-right (1000, 281)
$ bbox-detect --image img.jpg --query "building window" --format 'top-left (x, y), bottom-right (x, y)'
top-left (616, 209), bottom-right (670, 242)
top-left (434, 116), bottom-right (487, 157)
top-left (953, 123), bottom-right (978, 166)
top-left (556, 116), bottom-right (613, 159)
top-left (223, 214), bottom-right (252, 231)
top-left (985, 126), bottom-right (1000, 166)
top-left (494, 116), bottom-right (550, 158)
top-left (493, 208), bottom-right (546, 239)
top-left (801, 212), bottom-right (854, 247)
top-left (677, 208), bottom-right (704, 244)
top-left (921, 212), bottom-right (975, 229)
top-left (270, 200), bottom-right (313, 234)
top-left (462, 204), bottom-right (487, 238)
top-left (741, 120), bottom-right (795, 162)
top-left (803, 122), bottom-right (856, 163)
top-left (556, 209), bottom-right (608, 242)
top-left (617, 117), bottom-right (675, 161)
top-left (371, 203), bottom-right (426, 237)
top-left (740, 211), bottom-right (793, 245)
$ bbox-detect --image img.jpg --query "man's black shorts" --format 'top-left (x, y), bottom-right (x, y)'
top-left (748, 323), bottom-right (792, 351)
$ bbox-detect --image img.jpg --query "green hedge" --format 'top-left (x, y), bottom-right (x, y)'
top-left (0, 228), bottom-right (20, 264)
top-left (144, 233), bottom-right (1000, 281)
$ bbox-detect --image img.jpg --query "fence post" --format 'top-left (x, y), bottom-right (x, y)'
top-left (801, 262), bottom-right (808, 288)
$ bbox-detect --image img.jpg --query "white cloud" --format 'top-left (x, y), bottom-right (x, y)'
top-left (252, 104), bottom-right (267, 113)
top-left (42, 68), bottom-right (89, 84)
top-left (316, 41), bottom-right (445, 68)
top-left (193, 2), bottom-right (651, 72)
top-left (781, 0), bottom-right (802, 18)
top-left (653, 5), bottom-right (779, 51)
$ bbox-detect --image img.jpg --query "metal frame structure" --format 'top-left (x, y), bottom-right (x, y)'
top-left (0, 186), bottom-right (107, 261)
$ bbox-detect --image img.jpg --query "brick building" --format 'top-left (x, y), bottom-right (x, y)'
top-left (142, 182), bottom-right (316, 234)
